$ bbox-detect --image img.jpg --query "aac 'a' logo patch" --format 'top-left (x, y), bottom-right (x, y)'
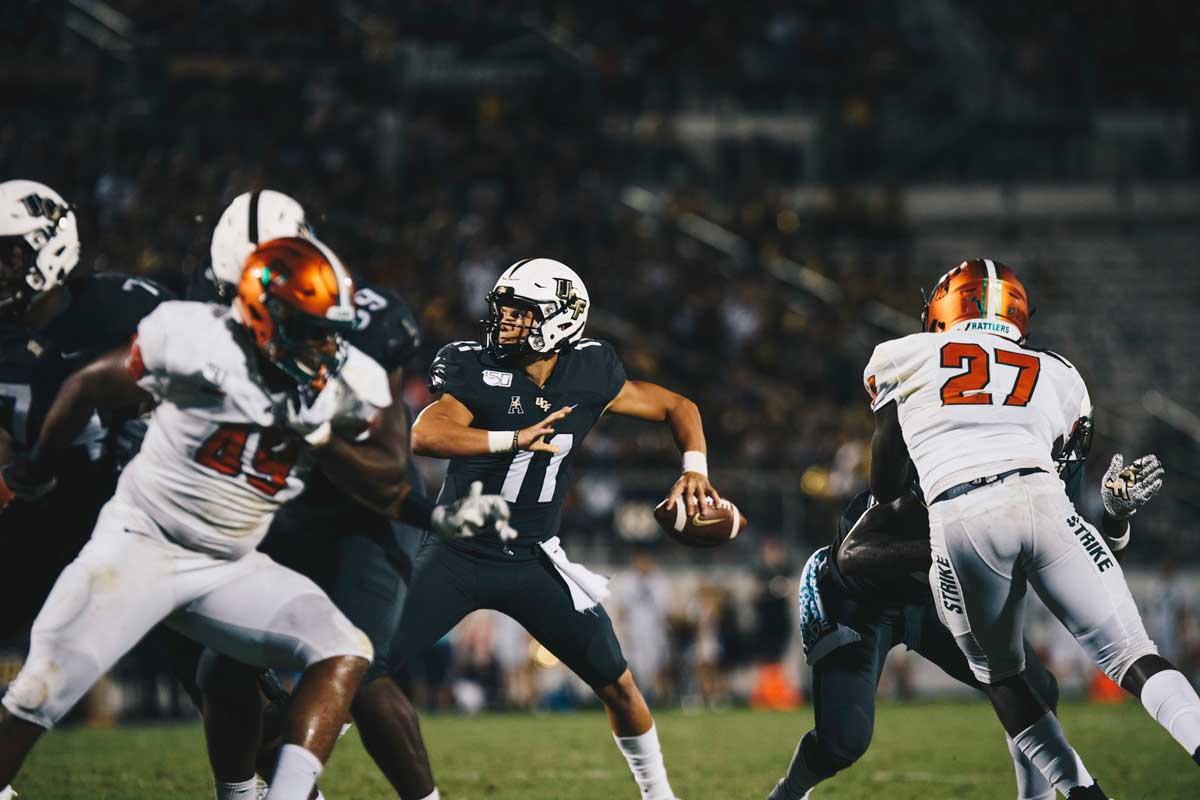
top-left (508, 395), bottom-right (524, 415)
top-left (483, 369), bottom-right (513, 388)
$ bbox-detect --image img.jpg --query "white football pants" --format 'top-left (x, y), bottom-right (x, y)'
top-left (3, 499), bottom-right (372, 729)
top-left (928, 471), bottom-right (1156, 685)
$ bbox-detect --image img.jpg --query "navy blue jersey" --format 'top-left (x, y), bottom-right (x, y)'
top-left (0, 272), bottom-right (172, 453)
top-left (185, 261), bottom-right (228, 304)
top-left (1, 273), bottom-right (173, 638)
top-left (428, 338), bottom-right (627, 553)
top-left (186, 262), bottom-right (423, 523)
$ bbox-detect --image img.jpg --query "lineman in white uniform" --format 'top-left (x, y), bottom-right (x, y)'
top-left (865, 258), bottom-right (1200, 799)
top-left (0, 236), bottom-right (510, 800)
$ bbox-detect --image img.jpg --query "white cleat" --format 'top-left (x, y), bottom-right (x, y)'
top-left (0, 786), bottom-right (17, 800)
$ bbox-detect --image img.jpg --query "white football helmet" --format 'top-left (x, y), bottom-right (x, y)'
top-left (0, 180), bottom-right (80, 314)
top-left (483, 258), bottom-right (590, 363)
top-left (209, 190), bottom-right (310, 296)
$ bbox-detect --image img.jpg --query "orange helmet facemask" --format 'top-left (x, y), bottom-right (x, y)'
top-left (921, 258), bottom-right (1032, 343)
top-left (234, 236), bottom-right (357, 398)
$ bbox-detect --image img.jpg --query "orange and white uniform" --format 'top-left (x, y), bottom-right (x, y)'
top-left (122, 300), bottom-right (388, 558)
top-left (865, 330), bottom-right (1090, 503)
top-left (3, 297), bottom-right (385, 730)
top-left (864, 260), bottom-right (1157, 686)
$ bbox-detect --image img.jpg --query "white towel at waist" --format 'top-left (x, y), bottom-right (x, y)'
top-left (538, 536), bottom-right (611, 612)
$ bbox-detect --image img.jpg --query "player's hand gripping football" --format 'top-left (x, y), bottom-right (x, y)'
top-left (1101, 453), bottom-right (1164, 519)
top-left (664, 470), bottom-right (722, 516)
top-left (432, 480), bottom-right (518, 541)
top-left (516, 405), bottom-right (574, 453)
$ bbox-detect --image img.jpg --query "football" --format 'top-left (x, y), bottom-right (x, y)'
top-left (655, 496), bottom-right (748, 547)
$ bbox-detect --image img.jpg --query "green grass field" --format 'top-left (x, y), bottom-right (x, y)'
top-left (14, 700), bottom-right (1197, 799)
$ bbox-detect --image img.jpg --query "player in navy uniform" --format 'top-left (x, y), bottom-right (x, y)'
top-left (404, 258), bottom-right (722, 800)
top-left (771, 489), bottom-right (1063, 800)
top-left (166, 190), bottom-right (451, 800)
top-left (0, 180), bottom-right (172, 638)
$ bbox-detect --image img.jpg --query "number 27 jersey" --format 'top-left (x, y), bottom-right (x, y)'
top-left (864, 331), bottom-right (1091, 501)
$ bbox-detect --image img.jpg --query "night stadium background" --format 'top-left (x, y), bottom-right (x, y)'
top-left (2, 2), bottom-right (1198, 797)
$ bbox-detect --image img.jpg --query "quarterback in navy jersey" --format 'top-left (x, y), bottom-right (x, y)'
top-left (0, 180), bottom-right (172, 639)
top-left (403, 258), bottom-right (723, 800)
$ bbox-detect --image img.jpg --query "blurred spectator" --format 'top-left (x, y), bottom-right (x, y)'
top-left (611, 548), bottom-right (673, 702)
top-left (752, 537), bottom-right (796, 663)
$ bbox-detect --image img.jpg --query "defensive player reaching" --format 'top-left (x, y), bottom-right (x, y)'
top-left (0, 237), bottom-right (509, 800)
top-left (165, 190), bottom-right (451, 800)
top-left (402, 258), bottom-right (721, 800)
top-left (770, 488), bottom-right (1059, 800)
top-left (864, 259), bottom-right (1200, 798)
top-left (770, 412), bottom-right (1161, 800)
top-left (0, 180), bottom-right (172, 637)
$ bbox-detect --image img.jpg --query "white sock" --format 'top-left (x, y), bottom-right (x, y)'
top-left (1005, 735), bottom-right (1054, 800)
top-left (265, 744), bottom-right (323, 800)
top-left (215, 777), bottom-right (257, 800)
top-left (1141, 669), bottom-right (1200, 756)
top-left (614, 724), bottom-right (675, 800)
top-left (1011, 713), bottom-right (1093, 796)
top-left (0, 785), bottom-right (17, 800)
top-left (417, 790), bottom-right (440, 800)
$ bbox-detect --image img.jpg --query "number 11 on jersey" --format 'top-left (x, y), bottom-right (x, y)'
top-left (501, 434), bottom-right (573, 503)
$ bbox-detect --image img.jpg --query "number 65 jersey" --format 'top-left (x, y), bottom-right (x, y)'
top-left (864, 330), bottom-right (1091, 501)
top-left (117, 301), bottom-right (390, 559)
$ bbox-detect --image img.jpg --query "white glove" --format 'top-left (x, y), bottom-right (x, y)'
top-left (1101, 454), bottom-right (1164, 520)
top-left (431, 480), bottom-right (517, 541)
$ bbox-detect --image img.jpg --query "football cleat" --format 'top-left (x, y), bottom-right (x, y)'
top-left (481, 258), bottom-right (589, 363)
top-left (0, 180), bottom-right (79, 317)
top-left (921, 258), bottom-right (1031, 343)
top-left (1066, 783), bottom-right (1110, 800)
top-left (767, 779), bottom-right (811, 800)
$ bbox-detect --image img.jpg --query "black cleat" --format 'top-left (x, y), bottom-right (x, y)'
top-left (1066, 783), bottom-right (1110, 800)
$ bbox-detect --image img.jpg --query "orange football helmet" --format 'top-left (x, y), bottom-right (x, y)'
top-left (234, 236), bottom-right (357, 393)
top-left (921, 258), bottom-right (1031, 342)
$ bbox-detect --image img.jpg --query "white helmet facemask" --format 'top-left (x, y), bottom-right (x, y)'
top-left (0, 180), bottom-right (80, 314)
top-left (209, 189), bottom-right (310, 297)
top-left (483, 258), bottom-right (590, 363)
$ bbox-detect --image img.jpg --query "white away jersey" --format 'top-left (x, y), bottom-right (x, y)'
top-left (864, 331), bottom-right (1091, 501)
top-left (116, 301), bottom-right (390, 558)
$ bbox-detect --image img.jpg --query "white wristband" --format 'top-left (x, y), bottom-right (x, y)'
top-left (1105, 521), bottom-right (1131, 553)
top-left (303, 420), bottom-right (333, 448)
top-left (682, 450), bottom-right (708, 476)
top-left (488, 430), bottom-right (516, 454)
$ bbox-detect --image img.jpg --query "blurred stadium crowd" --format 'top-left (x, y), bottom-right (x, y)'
top-left (2, 0), bottom-right (1198, 717)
